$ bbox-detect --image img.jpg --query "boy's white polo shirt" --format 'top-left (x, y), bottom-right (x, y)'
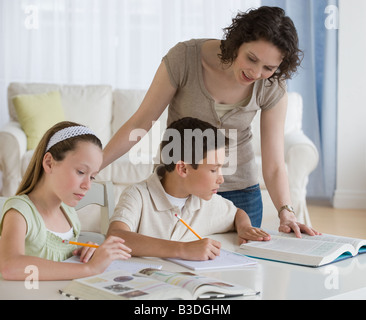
top-left (111, 166), bottom-right (238, 241)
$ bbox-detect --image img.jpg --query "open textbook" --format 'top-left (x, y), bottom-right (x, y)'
top-left (237, 231), bottom-right (366, 267)
top-left (60, 268), bottom-right (258, 300)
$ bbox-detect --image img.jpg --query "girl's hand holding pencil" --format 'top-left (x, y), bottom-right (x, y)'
top-left (68, 240), bottom-right (100, 263)
top-left (63, 236), bottom-right (132, 274)
top-left (63, 240), bottom-right (99, 249)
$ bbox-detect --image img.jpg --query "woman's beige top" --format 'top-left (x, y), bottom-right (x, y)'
top-left (163, 39), bottom-right (286, 191)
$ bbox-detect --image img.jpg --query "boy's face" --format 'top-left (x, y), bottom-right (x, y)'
top-left (185, 147), bottom-right (225, 201)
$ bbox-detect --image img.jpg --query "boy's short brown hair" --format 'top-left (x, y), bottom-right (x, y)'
top-left (160, 117), bottom-right (229, 172)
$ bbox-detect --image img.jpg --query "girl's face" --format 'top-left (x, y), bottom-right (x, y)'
top-left (232, 39), bottom-right (283, 85)
top-left (47, 141), bottom-right (103, 207)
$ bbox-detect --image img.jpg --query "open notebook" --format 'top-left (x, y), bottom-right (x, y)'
top-left (64, 255), bottom-right (162, 274)
top-left (166, 249), bottom-right (257, 270)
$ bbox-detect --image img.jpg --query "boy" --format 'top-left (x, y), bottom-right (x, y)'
top-left (107, 117), bottom-right (270, 260)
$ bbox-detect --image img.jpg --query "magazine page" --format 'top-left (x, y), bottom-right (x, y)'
top-left (61, 270), bottom-right (191, 300)
top-left (137, 269), bottom-right (217, 294)
top-left (136, 268), bottom-right (256, 299)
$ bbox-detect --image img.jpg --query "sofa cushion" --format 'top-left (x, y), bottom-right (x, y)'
top-left (61, 85), bottom-right (113, 147)
top-left (112, 89), bottom-right (168, 165)
top-left (8, 83), bottom-right (113, 147)
top-left (251, 92), bottom-right (303, 157)
top-left (112, 89), bottom-right (147, 134)
top-left (285, 92), bottom-right (303, 135)
top-left (112, 157), bottom-right (154, 185)
top-left (13, 91), bottom-right (65, 150)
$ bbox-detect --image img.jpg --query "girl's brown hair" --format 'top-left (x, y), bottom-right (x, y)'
top-left (17, 121), bottom-right (102, 195)
top-left (219, 6), bottom-right (303, 83)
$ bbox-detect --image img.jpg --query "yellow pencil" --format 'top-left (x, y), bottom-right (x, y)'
top-left (62, 240), bottom-right (99, 248)
top-left (175, 213), bottom-right (203, 240)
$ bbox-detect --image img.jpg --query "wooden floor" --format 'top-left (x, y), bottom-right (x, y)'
top-left (308, 203), bottom-right (366, 239)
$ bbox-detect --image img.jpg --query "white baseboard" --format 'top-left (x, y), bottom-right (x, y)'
top-left (333, 189), bottom-right (366, 209)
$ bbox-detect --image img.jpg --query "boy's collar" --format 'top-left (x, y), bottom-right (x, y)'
top-left (147, 165), bottom-right (201, 212)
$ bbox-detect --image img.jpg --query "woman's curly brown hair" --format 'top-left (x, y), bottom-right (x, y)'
top-left (219, 6), bottom-right (303, 83)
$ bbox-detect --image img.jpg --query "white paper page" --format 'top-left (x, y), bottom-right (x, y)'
top-left (303, 234), bottom-right (365, 250)
top-left (166, 249), bottom-right (257, 270)
top-left (64, 256), bottom-right (162, 274)
top-left (243, 238), bottom-right (342, 257)
top-left (272, 232), bottom-right (366, 252)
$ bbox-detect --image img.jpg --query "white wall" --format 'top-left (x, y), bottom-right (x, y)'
top-left (334, 0), bottom-right (366, 209)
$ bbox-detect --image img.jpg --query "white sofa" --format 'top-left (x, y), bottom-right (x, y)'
top-left (0, 82), bottom-right (318, 230)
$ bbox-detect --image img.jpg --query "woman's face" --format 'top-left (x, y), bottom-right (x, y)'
top-left (232, 39), bottom-right (283, 85)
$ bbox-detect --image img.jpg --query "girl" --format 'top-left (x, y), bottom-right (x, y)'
top-left (0, 121), bottom-right (131, 280)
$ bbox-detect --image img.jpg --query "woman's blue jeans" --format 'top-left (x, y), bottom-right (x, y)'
top-left (218, 184), bottom-right (263, 228)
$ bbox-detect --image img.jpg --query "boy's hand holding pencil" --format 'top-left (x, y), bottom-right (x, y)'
top-left (175, 214), bottom-right (221, 261)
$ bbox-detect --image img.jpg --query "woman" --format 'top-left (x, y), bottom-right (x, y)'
top-left (103, 6), bottom-right (318, 237)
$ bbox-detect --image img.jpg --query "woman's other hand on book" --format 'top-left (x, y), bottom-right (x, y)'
top-left (279, 213), bottom-right (322, 238)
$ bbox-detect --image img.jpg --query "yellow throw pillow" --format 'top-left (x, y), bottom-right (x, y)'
top-left (13, 91), bottom-right (65, 150)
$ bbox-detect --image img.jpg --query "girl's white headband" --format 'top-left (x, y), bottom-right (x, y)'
top-left (45, 126), bottom-right (97, 153)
